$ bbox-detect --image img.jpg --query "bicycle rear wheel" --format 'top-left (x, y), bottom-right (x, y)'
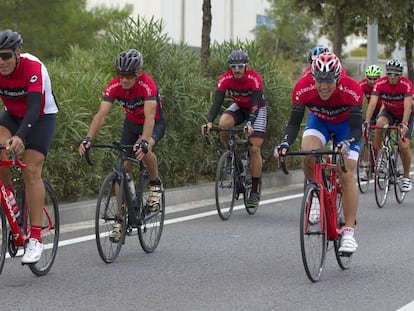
top-left (300, 183), bottom-right (327, 282)
top-left (215, 151), bottom-right (236, 220)
top-left (95, 172), bottom-right (126, 263)
top-left (19, 180), bottom-right (60, 276)
top-left (0, 207), bottom-right (6, 275)
top-left (333, 187), bottom-right (352, 270)
top-left (374, 148), bottom-right (390, 208)
top-left (393, 148), bottom-right (406, 204)
top-left (357, 141), bottom-right (371, 193)
top-left (137, 170), bottom-right (165, 253)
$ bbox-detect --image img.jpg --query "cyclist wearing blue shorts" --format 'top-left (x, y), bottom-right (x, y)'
top-left (275, 52), bottom-right (363, 254)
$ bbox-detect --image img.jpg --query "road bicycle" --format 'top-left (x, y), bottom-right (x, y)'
top-left (85, 141), bottom-right (165, 263)
top-left (357, 124), bottom-right (377, 193)
top-left (279, 147), bottom-right (352, 282)
top-left (205, 126), bottom-right (257, 221)
top-left (373, 124), bottom-right (406, 208)
top-left (0, 148), bottom-right (59, 276)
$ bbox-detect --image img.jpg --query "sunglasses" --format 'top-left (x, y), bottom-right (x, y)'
top-left (230, 63), bottom-right (246, 69)
top-left (386, 72), bottom-right (401, 77)
top-left (117, 73), bottom-right (136, 80)
top-left (367, 77), bottom-right (378, 81)
top-left (0, 52), bottom-right (13, 61)
top-left (313, 77), bottom-right (337, 83)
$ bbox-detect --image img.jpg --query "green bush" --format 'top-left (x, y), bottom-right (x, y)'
top-left (44, 16), bottom-right (296, 202)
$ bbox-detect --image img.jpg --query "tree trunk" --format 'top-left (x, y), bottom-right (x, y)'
top-left (333, 0), bottom-right (344, 58)
top-left (405, 23), bottom-right (414, 83)
top-left (201, 0), bottom-right (212, 77)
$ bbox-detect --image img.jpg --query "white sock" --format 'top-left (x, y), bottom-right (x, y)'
top-left (343, 227), bottom-right (354, 237)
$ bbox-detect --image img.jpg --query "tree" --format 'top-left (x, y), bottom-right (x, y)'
top-left (201, 0), bottom-right (212, 76)
top-left (0, 0), bottom-right (131, 60)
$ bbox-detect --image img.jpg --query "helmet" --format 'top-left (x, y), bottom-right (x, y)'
top-left (0, 29), bottom-right (23, 50)
top-left (115, 49), bottom-right (143, 74)
top-left (311, 52), bottom-right (342, 81)
top-left (365, 64), bottom-right (382, 77)
top-left (308, 45), bottom-right (330, 65)
top-left (385, 59), bottom-right (403, 72)
top-left (227, 50), bottom-right (249, 64)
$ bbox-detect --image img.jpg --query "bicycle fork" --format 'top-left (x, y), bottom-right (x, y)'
top-left (1, 185), bottom-right (26, 247)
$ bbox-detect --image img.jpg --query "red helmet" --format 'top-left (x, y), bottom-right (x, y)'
top-left (311, 52), bottom-right (342, 81)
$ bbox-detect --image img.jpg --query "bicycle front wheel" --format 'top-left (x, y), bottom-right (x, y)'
top-left (374, 148), bottom-right (390, 208)
top-left (215, 151), bottom-right (236, 220)
top-left (0, 207), bottom-right (6, 275)
top-left (393, 148), bottom-right (406, 204)
top-left (333, 187), bottom-right (352, 270)
top-left (357, 141), bottom-right (371, 193)
top-left (137, 170), bottom-right (165, 253)
top-left (95, 172), bottom-right (126, 263)
top-left (300, 183), bottom-right (327, 282)
top-left (24, 180), bottom-right (60, 276)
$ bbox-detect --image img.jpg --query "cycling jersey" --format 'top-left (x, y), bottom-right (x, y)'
top-left (103, 73), bottom-right (163, 125)
top-left (0, 53), bottom-right (58, 117)
top-left (371, 76), bottom-right (413, 116)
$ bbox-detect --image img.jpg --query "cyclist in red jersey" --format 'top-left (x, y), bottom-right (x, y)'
top-left (365, 59), bottom-right (413, 192)
top-left (202, 50), bottom-right (267, 209)
top-left (302, 45), bottom-right (330, 77)
top-left (358, 64), bottom-right (382, 181)
top-left (79, 49), bottom-right (165, 242)
top-left (0, 29), bottom-right (58, 264)
top-left (275, 52), bottom-right (363, 254)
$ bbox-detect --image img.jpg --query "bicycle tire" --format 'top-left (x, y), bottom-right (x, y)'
top-left (215, 151), bottom-right (236, 221)
top-left (393, 148), bottom-right (406, 204)
top-left (333, 186), bottom-right (352, 270)
top-left (374, 148), bottom-right (390, 208)
top-left (0, 207), bottom-right (6, 275)
top-left (300, 183), bottom-right (327, 282)
top-left (95, 172), bottom-right (126, 263)
top-left (25, 180), bottom-right (60, 276)
top-left (137, 170), bottom-right (165, 253)
top-left (357, 141), bottom-right (370, 193)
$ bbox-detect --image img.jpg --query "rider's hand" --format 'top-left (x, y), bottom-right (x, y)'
top-left (244, 121), bottom-right (254, 136)
top-left (79, 137), bottom-right (91, 155)
top-left (401, 122), bottom-right (409, 140)
top-left (134, 139), bottom-right (149, 161)
top-left (337, 139), bottom-right (351, 158)
top-left (362, 120), bottom-right (369, 129)
top-left (6, 136), bottom-right (24, 154)
top-left (274, 142), bottom-right (289, 159)
top-left (201, 122), bottom-right (212, 136)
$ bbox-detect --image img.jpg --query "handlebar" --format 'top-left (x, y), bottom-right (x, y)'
top-left (278, 148), bottom-right (346, 175)
top-left (84, 141), bottom-right (135, 166)
top-left (0, 145), bottom-right (26, 168)
top-left (203, 125), bottom-right (249, 145)
top-left (366, 124), bottom-right (406, 142)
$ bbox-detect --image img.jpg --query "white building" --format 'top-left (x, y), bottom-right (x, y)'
top-left (87, 0), bottom-right (271, 47)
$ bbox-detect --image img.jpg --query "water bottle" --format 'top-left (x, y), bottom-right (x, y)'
top-left (126, 174), bottom-right (136, 200)
top-left (240, 158), bottom-right (248, 177)
top-left (6, 187), bottom-right (19, 218)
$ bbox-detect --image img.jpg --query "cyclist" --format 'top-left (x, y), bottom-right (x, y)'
top-left (358, 64), bottom-right (383, 181)
top-left (79, 49), bottom-right (166, 242)
top-left (0, 29), bottom-right (58, 263)
top-left (201, 49), bottom-right (267, 209)
top-left (365, 59), bottom-right (413, 192)
top-left (275, 52), bottom-right (363, 254)
top-left (302, 45), bottom-right (330, 76)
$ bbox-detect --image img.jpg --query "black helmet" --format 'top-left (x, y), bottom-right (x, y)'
top-left (227, 50), bottom-right (249, 64)
top-left (115, 49), bottom-right (143, 74)
top-left (385, 59), bottom-right (403, 72)
top-left (0, 29), bottom-right (23, 50)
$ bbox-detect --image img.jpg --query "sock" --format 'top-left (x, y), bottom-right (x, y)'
top-left (252, 177), bottom-right (260, 193)
top-left (30, 225), bottom-right (42, 243)
top-left (343, 227), bottom-right (354, 237)
top-left (150, 178), bottom-right (162, 187)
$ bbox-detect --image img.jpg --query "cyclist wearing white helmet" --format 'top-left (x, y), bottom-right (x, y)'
top-left (365, 59), bottom-right (413, 192)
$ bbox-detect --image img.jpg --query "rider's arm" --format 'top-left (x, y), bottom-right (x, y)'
top-left (282, 103), bottom-right (305, 145)
top-left (141, 99), bottom-right (157, 142)
top-left (247, 90), bottom-right (263, 124)
top-left (365, 94), bottom-right (378, 122)
top-left (85, 100), bottom-right (113, 139)
top-left (207, 90), bottom-right (225, 123)
top-left (15, 92), bottom-right (42, 140)
top-left (402, 95), bottom-right (413, 126)
top-left (347, 105), bottom-right (363, 145)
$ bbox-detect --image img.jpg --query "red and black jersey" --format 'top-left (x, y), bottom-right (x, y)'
top-left (371, 76), bottom-right (412, 116)
top-left (103, 73), bottom-right (162, 125)
top-left (0, 53), bottom-right (58, 118)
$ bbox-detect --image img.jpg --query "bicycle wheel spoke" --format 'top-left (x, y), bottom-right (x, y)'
top-left (357, 142), bottom-right (370, 193)
top-left (374, 149), bottom-right (389, 208)
top-left (393, 148), bottom-right (406, 203)
top-left (215, 152), bottom-right (235, 220)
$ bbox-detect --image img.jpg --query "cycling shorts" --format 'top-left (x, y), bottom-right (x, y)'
top-left (223, 103), bottom-right (267, 138)
top-left (120, 117), bottom-right (166, 146)
top-left (303, 112), bottom-right (360, 161)
top-left (377, 109), bottom-right (414, 139)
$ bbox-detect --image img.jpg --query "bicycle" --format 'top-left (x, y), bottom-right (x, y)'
top-left (84, 141), bottom-right (165, 263)
top-left (373, 124), bottom-right (406, 208)
top-left (279, 146), bottom-right (352, 282)
top-left (357, 123), bottom-right (377, 193)
top-left (0, 147), bottom-right (59, 276)
top-left (205, 126), bottom-right (257, 221)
